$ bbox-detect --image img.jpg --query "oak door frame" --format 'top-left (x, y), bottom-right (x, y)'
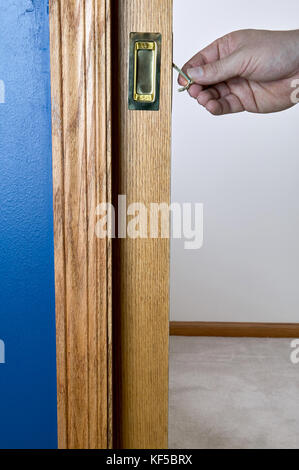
top-left (49, 0), bottom-right (112, 449)
top-left (50, 0), bottom-right (172, 449)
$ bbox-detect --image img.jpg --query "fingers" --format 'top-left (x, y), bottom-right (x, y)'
top-left (177, 52), bottom-right (207, 98)
top-left (177, 74), bottom-right (203, 99)
top-left (196, 83), bottom-right (244, 115)
top-left (176, 32), bottom-right (244, 113)
top-left (177, 32), bottom-right (241, 102)
top-left (197, 82), bottom-right (230, 105)
top-left (177, 74), bottom-right (203, 98)
top-left (180, 38), bottom-right (225, 78)
top-left (187, 51), bottom-right (241, 86)
top-left (188, 84), bottom-right (202, 98)
top-left (205, 95), bottom-right (244, 115)
top-left (197, 87), bottom-right (220, 106)
top-left (180, 52), bottom-right (207, 80)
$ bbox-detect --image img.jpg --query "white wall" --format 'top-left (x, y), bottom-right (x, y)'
top-left (170, 0), bottom-right (299, 323)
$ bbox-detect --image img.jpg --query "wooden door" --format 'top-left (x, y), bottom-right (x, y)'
top-left (49, 0), bottom-right (172, 449)
top-left (112, 0), bottom-right (173, 449)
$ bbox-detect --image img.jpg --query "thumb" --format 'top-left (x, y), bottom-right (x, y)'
top-left (187, 52), bottom-right (240, 85)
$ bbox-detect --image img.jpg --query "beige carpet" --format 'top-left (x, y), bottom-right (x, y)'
top-left (169, 336), bottom-right (299, 449)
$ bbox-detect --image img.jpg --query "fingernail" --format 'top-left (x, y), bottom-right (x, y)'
top-left (187, 66), bottom-right (204, 81)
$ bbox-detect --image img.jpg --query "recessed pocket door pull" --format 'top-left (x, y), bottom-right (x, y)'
top-left (128, 32), bottom-right (162, 111)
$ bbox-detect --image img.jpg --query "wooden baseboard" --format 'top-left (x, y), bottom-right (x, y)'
top-left (169, 321), bottom-right (299, 338)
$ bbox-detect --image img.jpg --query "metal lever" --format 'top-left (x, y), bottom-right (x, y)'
top-left (173, 63), bottom-right (194, 92)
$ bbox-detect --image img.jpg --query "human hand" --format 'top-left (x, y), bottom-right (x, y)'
top-left (179, 29), bottom-right (299, 115)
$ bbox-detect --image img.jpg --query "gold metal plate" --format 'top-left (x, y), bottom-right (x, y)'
top-left (129, 33), bottom-right (161, 111)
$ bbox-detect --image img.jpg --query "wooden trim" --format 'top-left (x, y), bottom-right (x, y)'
top-left (49, 0), bottom-right (112, 449)
top-left (112, 0), bottom-right (173, 449)
top-left (170, 321), bottom-right (299, 338)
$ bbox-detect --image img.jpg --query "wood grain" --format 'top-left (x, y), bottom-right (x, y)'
top-left (49, 0), bottom-right (112, 449)
top-left (112, 0), bottom-right (173, 449)
top-left (170, 322), bottom-right (299, 338)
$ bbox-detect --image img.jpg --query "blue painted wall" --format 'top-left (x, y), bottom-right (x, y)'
top-left (0, 0), bottom-right (57, 448)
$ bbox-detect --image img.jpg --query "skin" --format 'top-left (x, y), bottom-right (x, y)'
top-left (178, 29), bottom-right (299, 115)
